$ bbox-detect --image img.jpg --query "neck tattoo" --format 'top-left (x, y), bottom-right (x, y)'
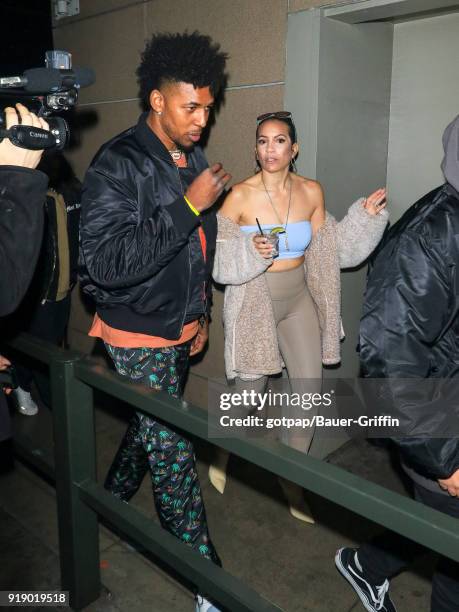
top-left (261, 175), bottom-right (293, 251)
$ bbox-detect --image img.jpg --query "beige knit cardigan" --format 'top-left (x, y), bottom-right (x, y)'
top-left (212, 199), bottom-right (388, 380)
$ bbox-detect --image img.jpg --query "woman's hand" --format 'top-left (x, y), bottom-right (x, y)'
top-left (253, 235), bottom-right (273, 259)
top-left (363, 188), bottom-right (386, 215)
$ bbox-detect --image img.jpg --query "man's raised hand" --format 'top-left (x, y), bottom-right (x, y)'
top-left (185, 163), bottom-right (231, 213)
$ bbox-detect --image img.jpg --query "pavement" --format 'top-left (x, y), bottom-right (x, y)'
top-left (0, 397), bottom-right (435, 612)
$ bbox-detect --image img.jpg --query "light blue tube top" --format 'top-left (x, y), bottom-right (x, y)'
top-left (240, 220), bottom-right (312, 259)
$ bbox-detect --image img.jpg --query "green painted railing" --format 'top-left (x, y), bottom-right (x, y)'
top-left (9, 334), bottom-right (459, 611)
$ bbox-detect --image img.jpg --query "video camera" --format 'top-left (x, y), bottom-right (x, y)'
top-left (0, 50), bottom-right (95, 151)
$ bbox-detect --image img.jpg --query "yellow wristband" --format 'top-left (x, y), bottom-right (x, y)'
top-left (184, 195), bottom-right (200, 216)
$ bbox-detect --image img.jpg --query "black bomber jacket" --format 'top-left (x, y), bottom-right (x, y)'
top-left (79, 113), bottom-right (217, 340)
top-left (0, 166), bottom-right (47, 316)
top-left (360, 183), bottom-right (459, 480)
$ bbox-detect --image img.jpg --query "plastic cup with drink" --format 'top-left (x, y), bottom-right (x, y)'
top-left (255, 218), bottom-right (284, 258)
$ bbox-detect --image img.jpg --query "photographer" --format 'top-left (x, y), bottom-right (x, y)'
top-left (0, 103), bottom-right (49, 316)
top-left (11, 152), bottom-right (81, 415)
top-left (1, 102), bottom-right (49, 471)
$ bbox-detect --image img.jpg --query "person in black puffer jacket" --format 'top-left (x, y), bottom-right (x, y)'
top-left (0, 103), bottom-right (49, 471)
top-left (335, 115), bottom-right (459, 612)
top-left (9, 152), bottom-right (81, 415)
top-left (0, 104), bottom-right (48, 316)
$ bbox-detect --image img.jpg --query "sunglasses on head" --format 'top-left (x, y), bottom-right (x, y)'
top-left (256, 111), bottom-right (293, 124)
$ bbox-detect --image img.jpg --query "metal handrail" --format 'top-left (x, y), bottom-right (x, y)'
top-left (9, 334), bottom-right (459, 611)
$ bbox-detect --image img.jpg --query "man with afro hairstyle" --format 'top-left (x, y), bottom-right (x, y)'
top-left (80, 31), bottom-right (230, 612)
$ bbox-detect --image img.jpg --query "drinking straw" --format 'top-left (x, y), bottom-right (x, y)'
top-left (255, 218), bottom-right (264, 236)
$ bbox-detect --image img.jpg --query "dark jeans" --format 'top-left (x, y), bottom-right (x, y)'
top-left (104, 342), bottom-right (220, 566)
top-left (359, 482), bottom-right (459, 612)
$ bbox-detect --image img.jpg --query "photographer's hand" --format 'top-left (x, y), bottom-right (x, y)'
top-left (0, 103), bottom-right (49, 169)
top-left (0, 355), bottom-right (11, 371)
top-left (0, 355), bottom-right (12, 395)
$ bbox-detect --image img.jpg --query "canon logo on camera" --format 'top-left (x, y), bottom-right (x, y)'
top-left (29, 131), bottom-right (48, 139)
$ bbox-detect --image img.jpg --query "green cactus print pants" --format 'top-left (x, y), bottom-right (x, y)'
top-left (104, 341), bottom-right (221, 566)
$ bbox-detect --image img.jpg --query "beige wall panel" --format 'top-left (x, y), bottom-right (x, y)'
top-left (66, 100), bottom-right (141, 180)
top-left (52, 4), bottom-right (146, 105)
top-left (145, 0), bottom-right (287, 86)
top-left (289, 0), bottom-right (360, 11)
top-left (204, 84), bottom-right (284, 185)
top-left (52, 0), bottom-right (145, 26)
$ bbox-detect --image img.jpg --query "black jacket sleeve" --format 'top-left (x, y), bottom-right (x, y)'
top-left (0, 166), bottom-right (47, 316)
top-left (80, 164), bottom-right (200, 290)
top-left (361, 230), bottom-right (459, 479)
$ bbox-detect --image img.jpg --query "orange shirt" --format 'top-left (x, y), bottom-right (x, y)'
top-left (89, 315), bottom-right (199, 348)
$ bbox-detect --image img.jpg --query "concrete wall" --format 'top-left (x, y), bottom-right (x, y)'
top-left (52, 0), bottom-right (378, 407)
top-left (386, 11), bottom-right (459, 221)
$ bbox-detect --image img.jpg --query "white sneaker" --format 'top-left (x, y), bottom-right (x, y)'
top-left (335, 548), bottom-right (397, 612)
top-left (195, 595), bottom-right (221, 612)
top-left (14, 387), bottom-right (38, 416)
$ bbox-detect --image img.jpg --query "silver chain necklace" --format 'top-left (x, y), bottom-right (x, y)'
top-left (261, 174), bottom-right (292, 250)
top-left (169, 148), bottom-right (183, 162)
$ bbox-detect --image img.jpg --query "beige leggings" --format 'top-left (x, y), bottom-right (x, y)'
top-left (234, 264), bottom-right (322, 453)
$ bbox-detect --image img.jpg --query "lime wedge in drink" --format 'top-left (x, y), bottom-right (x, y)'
top-left (270, 226), bottom-right (286, 235)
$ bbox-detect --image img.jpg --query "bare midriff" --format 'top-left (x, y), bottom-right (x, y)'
top-left (267, 255), bottom-right (305, 273)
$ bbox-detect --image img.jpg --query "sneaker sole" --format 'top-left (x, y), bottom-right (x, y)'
top-left (335, 549), bottom-right (391, 612)
top-left (18, 407), bottom-right (38, 416)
